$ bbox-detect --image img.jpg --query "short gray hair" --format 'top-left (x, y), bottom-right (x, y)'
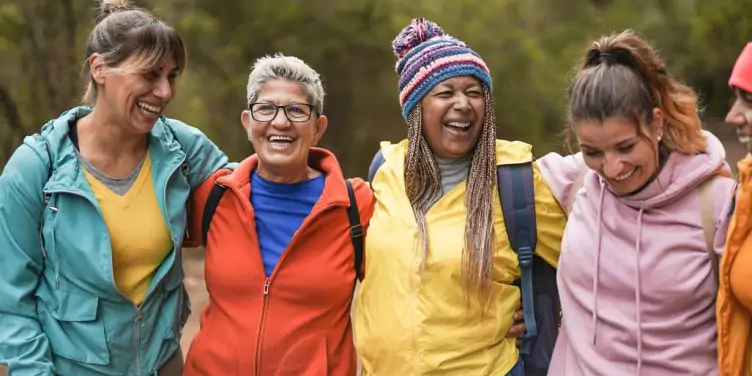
top-left (246, 53), bottom-right (325, 114)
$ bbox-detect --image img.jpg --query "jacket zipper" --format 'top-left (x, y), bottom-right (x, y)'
top-left (255, 278), bottom-right (270, 375)
top-left (221, 182), bottom-right (338, 375)
top-left (135, 157), bottom-right (182, 375)
top-left (135, 304), bottom-right (144, 376)
top-left (41, 188), bottom-right (90, 292)
top-left (43, 156), bottom-right (183, 375)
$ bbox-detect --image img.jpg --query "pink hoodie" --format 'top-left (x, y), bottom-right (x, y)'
top-left (538, 131), bottom-right (736, 376)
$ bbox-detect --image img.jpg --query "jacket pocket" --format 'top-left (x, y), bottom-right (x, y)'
top-left (275, 333), bottom-right (328, 376)
top-left (44, 291), bottom-right (110, 365)
top-left (161, 265), bottom-right (190, 341)
top-left (155, 276), bottom-right (188, 364)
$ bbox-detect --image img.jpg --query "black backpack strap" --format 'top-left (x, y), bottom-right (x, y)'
top-left (40, 135), bottom-right (55, 261)
top-left (42, 135), bottom-right (54, 204)
top-left (497, 162), bottom-right (538, 356)
top-left (345, 179), bottom-right (364, 280)
top-left (201, 183), bottom-right (227, 246)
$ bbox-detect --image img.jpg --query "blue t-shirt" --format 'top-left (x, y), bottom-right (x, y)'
top-left (250, 170), bottom-right (325, 277)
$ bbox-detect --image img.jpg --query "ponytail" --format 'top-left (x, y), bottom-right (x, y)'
top-left (568, 29), bottom-right (706, 154)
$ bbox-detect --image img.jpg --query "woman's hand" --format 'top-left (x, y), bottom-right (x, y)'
top-left (507, 307), bottom-right (526, 347)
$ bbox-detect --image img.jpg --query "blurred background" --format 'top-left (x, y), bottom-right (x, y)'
top-left (1, 0), bottom-right (750, 354)
top-left (1, 0), bottom-right (751, 174)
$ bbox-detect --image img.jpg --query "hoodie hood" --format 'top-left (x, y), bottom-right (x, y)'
top-left (619, 131), bottom-right (731, 210)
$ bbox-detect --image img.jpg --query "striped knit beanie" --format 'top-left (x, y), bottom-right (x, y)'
top-left (393, 18), bottom-right (493, 120)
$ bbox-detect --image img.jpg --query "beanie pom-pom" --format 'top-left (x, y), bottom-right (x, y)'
top-left (392, 18), bottom-right (446, 59)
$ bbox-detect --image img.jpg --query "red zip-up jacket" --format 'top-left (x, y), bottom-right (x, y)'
top-left (183, 148), bottom-right (374, 376)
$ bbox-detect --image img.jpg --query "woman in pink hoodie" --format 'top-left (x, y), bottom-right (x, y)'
top-left (538, 30), bottom-right (736, 375)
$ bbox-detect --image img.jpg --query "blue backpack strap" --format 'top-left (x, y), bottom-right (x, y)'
top-left (367, 150), bottom-right (385, 185)
top-left (497, 162), bottom-right (538, 356)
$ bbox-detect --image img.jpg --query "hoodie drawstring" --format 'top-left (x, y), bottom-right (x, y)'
top-left (591, 181), bottom-right (606, 346)
top-left (590, 178), bottom-right (647, 375)
top-left (635, 207), bottom-right (645, 375)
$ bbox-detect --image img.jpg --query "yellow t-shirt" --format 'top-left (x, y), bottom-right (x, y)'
top-left (83, 151), bottom-right (173, 305)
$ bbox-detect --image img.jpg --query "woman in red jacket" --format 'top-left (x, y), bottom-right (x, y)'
top-left (183, 53), bottom-right (374, 376)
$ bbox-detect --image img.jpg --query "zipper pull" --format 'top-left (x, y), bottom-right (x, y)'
top-left (135, 306), bottom-right (146, 327)
top-left (263, 278), bottom-right (270, 295)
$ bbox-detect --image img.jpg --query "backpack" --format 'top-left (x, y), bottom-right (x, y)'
top-left (368, 150), bottom-right (559, 375)
top-left (200, 179), bottom-right (364, 281)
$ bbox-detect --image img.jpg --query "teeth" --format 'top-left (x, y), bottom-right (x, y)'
top-left (739, 136), bottom-right (752, 144)
top-left (137, 102), bottom-right (161, 114)
top-left (614, 169), bottom-right (635, 181)
top-left (447, 121), bottom-right (471, 128)
top-left (269, 135), bottom-right (294, 142)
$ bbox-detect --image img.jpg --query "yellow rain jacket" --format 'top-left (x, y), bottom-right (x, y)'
top-left (353, 139), bottom-right (567, 375)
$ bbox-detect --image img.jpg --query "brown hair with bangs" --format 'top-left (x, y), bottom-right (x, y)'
top-left (82, 0), bottom-right (187, 105)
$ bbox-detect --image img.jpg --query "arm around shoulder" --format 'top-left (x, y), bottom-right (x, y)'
top-left (535, 151), bottom-right (589, 210)
top-left (0, 141), bottom-right (55, 374)
top-left (531, 161), bottom-right (568, 269)
top-left (164, 118), bottom-right (236, 188)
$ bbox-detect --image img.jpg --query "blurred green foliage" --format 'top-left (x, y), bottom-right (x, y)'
top-left (1, 0), bottom-right (750, 175)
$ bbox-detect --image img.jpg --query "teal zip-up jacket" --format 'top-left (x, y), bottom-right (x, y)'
top-left (0, 106), bottom-right (230, 375)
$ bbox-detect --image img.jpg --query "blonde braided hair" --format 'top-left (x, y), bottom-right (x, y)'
top-left (404, 85), bottom-right (498, 309)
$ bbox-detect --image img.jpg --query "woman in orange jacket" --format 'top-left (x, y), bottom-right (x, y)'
top-left (181, 54), bottom-right (375, 376)
top-left (718, 42), bottom-right (752, 376)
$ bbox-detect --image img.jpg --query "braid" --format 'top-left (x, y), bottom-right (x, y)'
top-left (463, 86), bottom-right (497, 309)
top-left (405, 103), bottom-right (442, 268)
top-left (403, 87), bottom-right (498, 310)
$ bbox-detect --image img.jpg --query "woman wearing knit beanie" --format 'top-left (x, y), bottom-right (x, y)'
top-left (352, 18), bottom-right (567, 375)
top-left (717, 42), bottom-right (752, 376)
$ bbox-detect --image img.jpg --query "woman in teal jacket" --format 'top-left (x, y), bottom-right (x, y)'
top-left (0, 1), bottom-right (229, 375)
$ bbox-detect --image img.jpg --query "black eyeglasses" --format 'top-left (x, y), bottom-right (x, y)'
top-left (248, 102), bottom-right (315, 123)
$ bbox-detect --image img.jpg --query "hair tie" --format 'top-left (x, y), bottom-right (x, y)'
top-left (599, 52), bottom-right (618, 65)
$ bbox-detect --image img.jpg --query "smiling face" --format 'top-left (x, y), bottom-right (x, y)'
top-left (577, 110), bottom-right (664, 195)
top-left (726, 88), bottom-right (752, 153)
top-left (420, 76), bottom-right (485, 159)
top-left (91, 53), bottom-right (179, 135)
top-left (241, 79), bottom-right (327, 179)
